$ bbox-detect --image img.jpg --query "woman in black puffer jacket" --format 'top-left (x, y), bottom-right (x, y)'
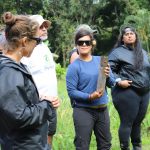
top-left (109, 25), bottom-right (150, 150)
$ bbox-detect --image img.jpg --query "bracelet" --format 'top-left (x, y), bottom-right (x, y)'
top-left (115, 78), bottom-right (121, 86)
top-left (117, 81), bottom-right (121, 86)
top-left (89, 94), bottom-right (91, 100)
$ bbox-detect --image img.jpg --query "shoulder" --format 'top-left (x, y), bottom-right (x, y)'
top-left (93, 55), bottom-right (100, 59)
top-left (110, 46), bottom-right (124, 54)
top-left (142, 49), bottom-right (148, 55)
top-left (68, 58), bottom-right (80, 68)
top-left (92, 55), bottom-right (100, 62)
top-left (0, 66), bottom-right (24, 87)
top-left (69, 48), bottom-right (78, 57)
top-left (34, 42), bottom-right (50, 52)
top-left (109, 46), bottom-right (125, 59)
top-left (67, 59), bottom-right (82, 74)
top-left (69, 48), bottom-right (79, 63)
top-left (142, 49), bottom-right (149, 59)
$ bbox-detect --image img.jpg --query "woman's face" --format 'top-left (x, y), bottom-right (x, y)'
top-left (122, 31), bottom-right (136, 45)
top-left (25, 40), bottom-right (37, 57)
top-left (76, 35), bottom-right (92, 56)
top-left (23, 37), bottom-right (39, 57)
top-left (23, 30), bottom-right (41, 57)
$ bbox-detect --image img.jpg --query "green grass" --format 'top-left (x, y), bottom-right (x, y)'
top-left (1, 77), bottom-right (149, 150)
top-left (53, 78), bottom-right (150, 150)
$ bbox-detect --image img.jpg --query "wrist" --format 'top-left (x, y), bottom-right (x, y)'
top-left (117, 81), bottom-right (122, 86)
top-left (115, 78), bottom-right (121, 86)
top-left (89, 94), bottom-right (91, 100)
top-left (89, 94), bottom-right (94, 100)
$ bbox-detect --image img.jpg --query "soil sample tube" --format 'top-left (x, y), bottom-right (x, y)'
top-left (97, 56), bottom-right (108, 94)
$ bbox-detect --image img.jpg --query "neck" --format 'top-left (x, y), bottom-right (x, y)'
top-left (79, 54), bottom-right (92, 62)
top-left (124, 43), bottom-right (134, 49)
top-left (3, 49), bottom-right (22, 63)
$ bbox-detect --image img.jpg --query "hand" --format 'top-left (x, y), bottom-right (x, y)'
top-left (89, 90), bottom-right (103, 100)
top-left (117, 80), bottom-right (132, 88)
top-left (104, 64), bottom-right (110, 78)
top-left (40, 95), bottom-right (60, 108)
top-left (48, 96), bottom-right (60, 109)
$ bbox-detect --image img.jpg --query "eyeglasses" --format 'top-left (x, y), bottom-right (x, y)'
top-left (77, 40), bottom-right (92, 46)
top-left (40, 23), bottom-right (49, 29)
top-left (30, 37), bottom-right (42, 45)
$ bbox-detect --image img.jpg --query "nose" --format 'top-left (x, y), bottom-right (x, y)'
top-left (42, 27), bottom-right (47, 31)
top-left (83, 42), bottom-right (86, 46)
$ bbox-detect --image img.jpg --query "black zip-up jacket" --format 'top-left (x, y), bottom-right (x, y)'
top-left (109, 45), bottom-right (150, 94)
top-left (0, 55), bottom-right (53, 150)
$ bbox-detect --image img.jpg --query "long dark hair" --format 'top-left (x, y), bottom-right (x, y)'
top-left (114, 26), bottom-right (143, 70)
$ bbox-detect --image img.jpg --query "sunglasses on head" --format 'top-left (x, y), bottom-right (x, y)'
top-left (30, 37), bottom-right (42, 45)
top-left (77, 40), bottom-right (92, 46)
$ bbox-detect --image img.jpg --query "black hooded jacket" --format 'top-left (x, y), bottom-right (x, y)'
top-left (109, 46), bottom-right (150, 94)
top-left (0, 55), bottom-right (53, 150)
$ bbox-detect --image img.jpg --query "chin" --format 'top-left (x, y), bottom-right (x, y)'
top-left (81, 53), bottom-right (89, 56)
top-left (25, 51), bottom-right (32, 57)
top-left (40, 36), bottom-right (48, 41)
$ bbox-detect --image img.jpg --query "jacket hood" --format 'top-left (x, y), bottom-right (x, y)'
top-left (0, 54), bottom-right (30, 76)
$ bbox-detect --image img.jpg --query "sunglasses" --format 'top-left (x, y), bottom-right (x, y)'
top-left (40, 22), bottom-right (49, 29)
top-left (77, 40), bottom-right (92, 46)
top-left (30, 37), bottom-right (42, 45)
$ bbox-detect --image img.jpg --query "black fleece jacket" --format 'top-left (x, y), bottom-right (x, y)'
top-left (109, 45), bottom-right (150, 93)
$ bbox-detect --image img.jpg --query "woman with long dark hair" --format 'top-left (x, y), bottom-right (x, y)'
top-left (109, 25), bottom-right (150, 150)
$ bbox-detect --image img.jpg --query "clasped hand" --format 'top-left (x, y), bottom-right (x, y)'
top-left (40, 95), bottom-right (60, 108)
top-left (117, 80), bottom-right (132, 88)
top-left (89, 90), bottom-right (103, 100)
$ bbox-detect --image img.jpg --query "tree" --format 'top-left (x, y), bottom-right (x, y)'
top-left (124, 9), bottom-right (150, 53)
top-left (1, 0), bottom-right (150, 66)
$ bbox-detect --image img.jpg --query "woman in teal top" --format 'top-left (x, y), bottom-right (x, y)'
top-left (66, 25), bottom-right (115, 150)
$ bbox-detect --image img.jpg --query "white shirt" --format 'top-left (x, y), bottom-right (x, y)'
top-left (21, 42), bottom-right (57, 97)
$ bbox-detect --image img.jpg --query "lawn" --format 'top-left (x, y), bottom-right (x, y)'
top-left (53, 77), bottom-right (150, 150)
top-left (0, 77), bottom-right (149, 150)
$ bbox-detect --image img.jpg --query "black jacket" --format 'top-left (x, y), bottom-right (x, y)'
top-left (109, 46), bottom-right (150, 93)
top-left (0, 55), bottom-right (53, 150)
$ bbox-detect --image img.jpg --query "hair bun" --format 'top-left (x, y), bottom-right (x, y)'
top-left (2, 12), bottom-right (16, 25)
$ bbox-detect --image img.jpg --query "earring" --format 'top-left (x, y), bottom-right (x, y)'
top-left (92, 40), bottom-right (96, 46)
top-left (18, 46), bottom-right (25, 57)
top-left (18, 51), bottom-right (22, 56)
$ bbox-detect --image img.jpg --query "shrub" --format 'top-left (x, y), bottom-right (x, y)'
top-left (56, 63), bottom-right (66, 79)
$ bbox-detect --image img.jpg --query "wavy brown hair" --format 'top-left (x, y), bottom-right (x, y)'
top-left (2, 12), bottom-right (38, 49)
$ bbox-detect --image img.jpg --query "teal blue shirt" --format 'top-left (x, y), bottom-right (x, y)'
top-left (66, 56), bottom-right (115, 108)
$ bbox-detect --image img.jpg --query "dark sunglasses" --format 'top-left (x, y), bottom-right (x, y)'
top-left (30, 37), bottom-right (42, 45)
top-left (77, 40), bottom-right (92, 46)
top-left (40, 25), bottom-right (48, 29)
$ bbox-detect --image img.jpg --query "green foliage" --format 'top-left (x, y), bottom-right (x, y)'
top-left (56, 63), bottom-right (66, 79)
top-left (54, 78), bottom-right (150, 150)
top-left (0, 0), bottom-right (150, 65)
top-left (124, 9), bottom-right (150, 52)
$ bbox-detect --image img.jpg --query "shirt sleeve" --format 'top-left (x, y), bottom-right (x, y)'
top-left (66, 64), bottom-right (89, 102)
top-left (108, 50), bottom-right (121, 79)
top-left (106, 68), bottom-right (116, 88)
